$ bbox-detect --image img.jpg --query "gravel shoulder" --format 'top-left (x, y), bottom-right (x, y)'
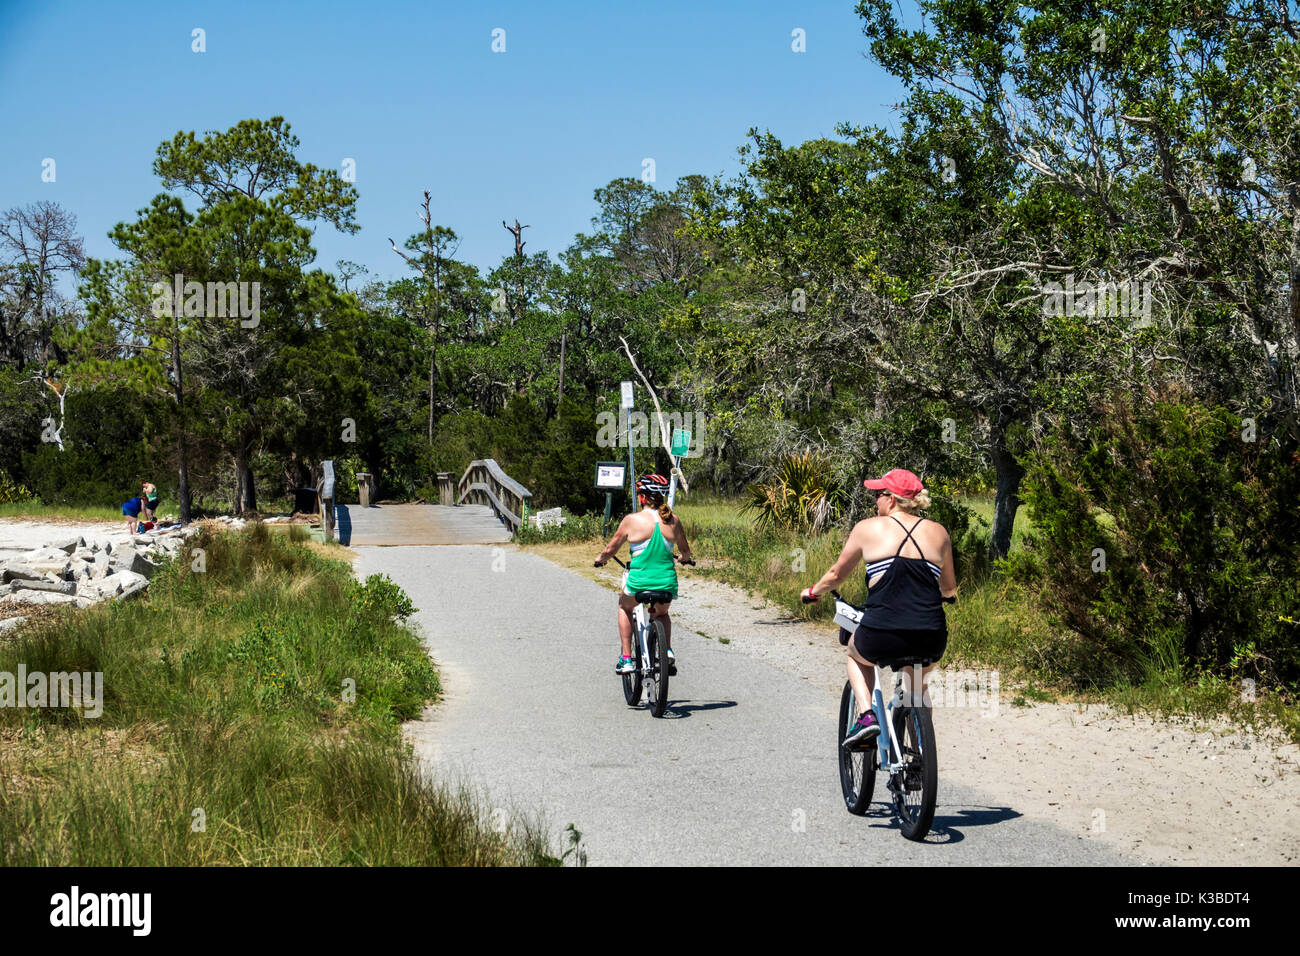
top-left (530, 541), bottom-right (1300, 866)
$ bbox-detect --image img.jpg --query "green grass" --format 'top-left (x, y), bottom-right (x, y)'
top-left (0, 523), bottom-right (560, 865)
top-left (0, 502), bottom-right (125, 523)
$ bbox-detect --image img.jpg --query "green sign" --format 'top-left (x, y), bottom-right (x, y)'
top-left (670, 428), bottom-right (691, 457)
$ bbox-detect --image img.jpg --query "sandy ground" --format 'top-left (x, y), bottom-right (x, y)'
top-left (531, 541), bottom-right (1300, 866)
top-left (0, 517), bottom-right (131, 555)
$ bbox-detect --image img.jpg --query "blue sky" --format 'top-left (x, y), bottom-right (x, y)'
top-left (0, 0), bottom-right (906, 284)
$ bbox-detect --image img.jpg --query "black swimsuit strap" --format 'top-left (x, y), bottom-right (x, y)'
top-left (889, 515), bottom-right (929, 563)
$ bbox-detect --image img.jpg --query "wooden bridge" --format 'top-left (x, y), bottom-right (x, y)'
top-left (335, 459), bottom-right (531, 546)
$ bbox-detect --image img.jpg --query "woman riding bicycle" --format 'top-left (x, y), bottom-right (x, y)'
top-left (800, 468), bottom-right (956, 745)
top-left (595, 473), bottom-right (692, 675)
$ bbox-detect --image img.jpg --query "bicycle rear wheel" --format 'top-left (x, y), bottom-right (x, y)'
top-left (890, 704), bottom-right (937, 840)
top-left (838, 682), bottom-right (875, 814)
top-left (647, 620), bottom-right (669, 718)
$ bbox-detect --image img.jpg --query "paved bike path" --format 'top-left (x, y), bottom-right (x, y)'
top-left (356, 545), bottom-right (1135, 866)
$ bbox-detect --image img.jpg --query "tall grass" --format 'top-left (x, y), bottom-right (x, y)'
top-left (0, 523), bottom-right (558, 865)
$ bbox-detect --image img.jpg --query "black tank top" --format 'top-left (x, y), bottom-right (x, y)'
top-left (860, 516), bottom-right (946, 632)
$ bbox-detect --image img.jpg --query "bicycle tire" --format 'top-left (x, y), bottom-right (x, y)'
top-left (838, 681), bottom-right (875, 814)
top-left (647, 620), bottom-right (669, 718)
top-left (622, 628), bottom-right (643, 706)
top-left (891, 704), bottom-right (937, 840)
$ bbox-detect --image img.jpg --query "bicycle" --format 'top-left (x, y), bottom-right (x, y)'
top-left (831, 590), bottom-right (939, 841)
top-left (597, 554), bottom-right (693, 718)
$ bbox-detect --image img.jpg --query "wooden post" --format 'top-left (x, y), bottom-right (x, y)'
top-left (319, 460), bottom-right (336, 542)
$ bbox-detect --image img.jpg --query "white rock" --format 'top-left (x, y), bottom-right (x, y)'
top-left (2, 563), bottom-right (45, 583)
top-left (82, 569), bottom-right (148, 602)
top-left (2, 591), bottom-right (79, 606)
top-left (0, 616), bottom-right (27, 634)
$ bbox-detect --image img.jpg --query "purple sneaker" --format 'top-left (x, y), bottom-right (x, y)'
top-left (843, 710), bottom-right (880, 748)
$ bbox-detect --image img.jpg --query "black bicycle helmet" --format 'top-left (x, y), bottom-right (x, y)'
top-left (636, 472), bottom-right (670, 496)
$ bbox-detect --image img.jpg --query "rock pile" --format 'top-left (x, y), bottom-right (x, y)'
top-left (0, 526), bottom-right (198, 613)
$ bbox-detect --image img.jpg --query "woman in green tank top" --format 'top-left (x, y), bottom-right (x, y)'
top-left (595, 473), bottom-right (693, 675)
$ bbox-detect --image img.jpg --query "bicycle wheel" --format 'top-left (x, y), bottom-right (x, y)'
top-left (837, 681), bottom-right (875, 814)
top-left (647, 620), bottom-right (670, 717)
top-left (622, 627), bottom-right (643, 707)
top-left (890, 704), bottom-right (937, 840)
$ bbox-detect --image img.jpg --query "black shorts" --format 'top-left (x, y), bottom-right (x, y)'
top-left (851, 625), bottom-right (946, 667)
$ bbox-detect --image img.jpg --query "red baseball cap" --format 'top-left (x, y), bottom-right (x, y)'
top-left (863, 468), bottom-right (924, 498)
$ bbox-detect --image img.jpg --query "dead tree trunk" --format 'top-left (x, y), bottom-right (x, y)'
top-left (502, 218), bottom-right (530, 325)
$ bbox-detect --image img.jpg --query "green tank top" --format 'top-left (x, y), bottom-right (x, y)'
top-left (626, 518), bottom-right (678, 596)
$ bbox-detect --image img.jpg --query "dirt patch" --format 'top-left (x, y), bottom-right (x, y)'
top-left (524, 539), bottom-right (1300, 865)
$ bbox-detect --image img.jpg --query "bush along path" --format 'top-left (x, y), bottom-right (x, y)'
top-left (0, 523), bottom-right (558, 865)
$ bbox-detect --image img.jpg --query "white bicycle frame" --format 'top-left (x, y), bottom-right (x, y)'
top-left (633, 603), bottom-right (655, 674)
top-left (836, 595), bottom-right (930, 772)
top-left (869, 665), bottom-right (927, 773)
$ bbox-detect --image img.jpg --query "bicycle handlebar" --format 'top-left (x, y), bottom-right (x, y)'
top-left (594, 555), bottom-right (693, 569)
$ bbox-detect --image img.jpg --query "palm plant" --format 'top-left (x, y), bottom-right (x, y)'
top-left (742, 450), bottom-right (847, 534)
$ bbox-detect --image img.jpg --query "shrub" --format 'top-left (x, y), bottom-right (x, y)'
top-left (514, 510), bottom-right (605, 544)
top-left (0, 470), bottom-right (34, 503)
top-left (1021, 389), bottom-right (1300, 690)
top-left (741, 450), bottom-right (847, 534)
top-left (351, 573), bottom-right (416, 621)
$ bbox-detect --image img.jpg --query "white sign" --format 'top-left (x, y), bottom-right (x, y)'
top-left (595, 463), bottom-right (627, 489)
top-left (320, 460), bottom-right (335, 500)
top-left (620, 381), bottom-right (634, 409)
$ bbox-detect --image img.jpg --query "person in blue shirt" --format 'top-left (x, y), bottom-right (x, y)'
top-left (121, 482), bottom-right (160, 534)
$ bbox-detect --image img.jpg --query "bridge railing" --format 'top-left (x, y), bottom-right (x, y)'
top-left (457, 459), bottom-right (532, 533)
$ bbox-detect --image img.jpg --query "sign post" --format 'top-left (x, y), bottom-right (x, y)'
top-left (620, 381), bottom-right (635, 499)
top-left (594, 462), bottom-right (627, 537)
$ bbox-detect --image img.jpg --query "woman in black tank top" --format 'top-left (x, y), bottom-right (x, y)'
top-left (854, 514), bottom-right (948, 663)
top-left (798, 469), bottom-right (957, 739)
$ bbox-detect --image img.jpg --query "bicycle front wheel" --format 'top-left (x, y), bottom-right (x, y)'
top-left (838, 681), bottom-right (875, 814)
top-left (891, 704), bottom-right (937, 840)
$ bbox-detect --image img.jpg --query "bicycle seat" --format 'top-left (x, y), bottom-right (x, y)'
top-left (877, 656), bottom-right (936, 669)
top-left (633, 590), bottom-right (674, 606)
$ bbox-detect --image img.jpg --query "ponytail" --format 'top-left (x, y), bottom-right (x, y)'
top-left (658, 501), bottom-right (673, 522)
